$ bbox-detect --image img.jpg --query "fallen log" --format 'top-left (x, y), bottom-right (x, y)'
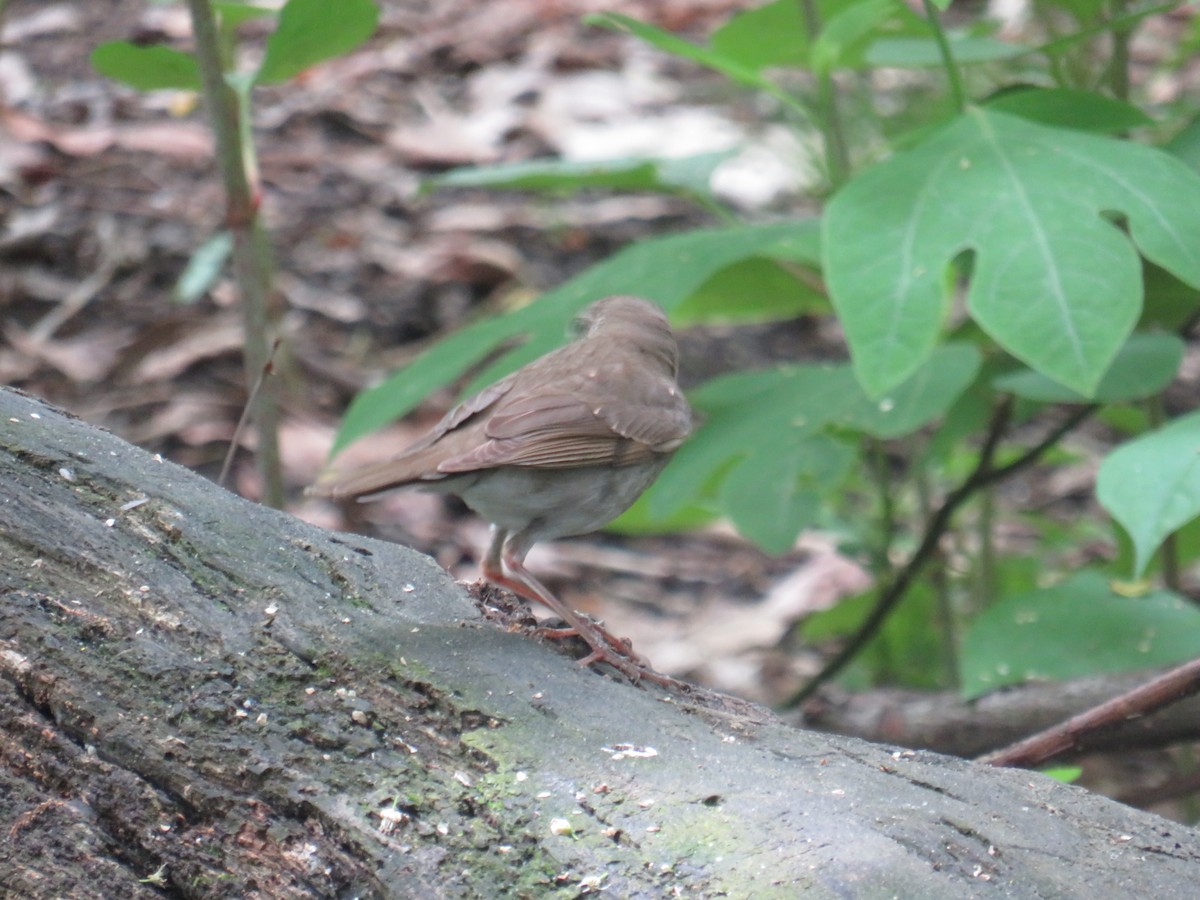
top-left (1, 385), bottom-right (1197, 898)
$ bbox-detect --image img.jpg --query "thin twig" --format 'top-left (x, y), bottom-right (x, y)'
top-left (867, 438), bottom-right (896, 574)
top-left (981, 656), bottom-right (1200, 767)
top-left (975, 404), bottom-right (1096, 491)
top-left (917, 448), bottom-right (959, 682)
top-left (219, 338), bottom-right (281, 490)
top-left (784, 398), bottom-right (1109, 709)
top-left (783, 401), bottom-right (1098, 710)
top-left (781, 396), bottom-right (1018, 709)
top-left (1106, 0), bottom-right (1132, 102)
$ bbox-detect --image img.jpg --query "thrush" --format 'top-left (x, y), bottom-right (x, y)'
top-left (313, 295), bottom-right (693, 683)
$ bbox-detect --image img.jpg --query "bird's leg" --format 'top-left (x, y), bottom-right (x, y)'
top-left (479, 527), bottom-right (681, 686)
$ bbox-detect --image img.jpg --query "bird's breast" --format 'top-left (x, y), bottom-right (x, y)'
top-left (455, 458), bottom-right (670, 541)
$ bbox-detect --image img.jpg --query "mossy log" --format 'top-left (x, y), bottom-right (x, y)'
top-left (1, 386), bottom-right (1197, 899)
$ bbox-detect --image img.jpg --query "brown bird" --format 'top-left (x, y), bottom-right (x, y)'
top-left (313, 296), bottom-right (693, 683)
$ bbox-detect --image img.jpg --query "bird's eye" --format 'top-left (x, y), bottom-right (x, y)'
top-left (569, 310), bottom-right (593, 337)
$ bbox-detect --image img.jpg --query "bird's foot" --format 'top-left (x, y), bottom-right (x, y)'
top-left (481, 561), bottom-right (688, 690)
top-left (533, 612), bottom-right (652, 667)
top-left (539, 621), bottom-right (687, 690)
top-left (535, 622), bottom-right (643, 662)
top-left (578, 645), bottom-right (689, 690)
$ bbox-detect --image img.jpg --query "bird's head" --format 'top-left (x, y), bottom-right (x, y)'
top-left (574, 296), bottom-right (679, 374)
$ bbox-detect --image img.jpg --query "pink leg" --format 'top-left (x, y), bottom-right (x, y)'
top-left (480, 527), bottom-right (681, 688)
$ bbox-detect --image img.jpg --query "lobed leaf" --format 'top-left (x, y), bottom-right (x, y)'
top-left (824, 108), bottom-right (1200, 398)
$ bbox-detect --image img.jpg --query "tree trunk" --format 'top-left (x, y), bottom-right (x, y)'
top-left (1, 385), bottom-right (1197, 899)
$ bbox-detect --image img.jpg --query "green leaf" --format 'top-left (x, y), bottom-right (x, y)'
top-left (1141, 262), bottom-right (1200, 330)
top-left (175, 231), bottom-right (233, 304)
top-left (646, 344), bottom-right (980, 545)
top-left (835, 343), bottom-right (983, 438)
top-left (1045, 0), bottom-right (1107, 21)
top-left (1166, 111), bottom-right (1200, 173)
top-left (1097, 409), bottom-right (1200, 576)
top-left (587, 12), bottom-right (811, 119)
top-left (1035, 1), bottom-right (1176, 57)
top-left (803, 588), bottom-right (873, 642)
top-left (673, 257), bottom-right (826, 325)
top-left (654, 151), bottom-right (739, 198)
top-left (331, 222), bottom-right (803, 454)
top-left (1041, 766), bottom-right (1083, 784)
top-left (986, 87), bottom-right (1153, 134)
top-left (709, 0), bottom-right (809, 69)
top-left (1098, 404), bottom-right (1151, 436)
top-left (588, 12), bottom-right (765, 88)
top-left (428, 151), bottom-right (734, 201)
top-left (866, 35), bottom-right (1023, 67)
top-left (256, 0), bottom-right (378, 85)
top-left (761, 222), bottom-right (824, 267)
top-left (645, 370), bottom-right (790, 522)
top-left (811, 0), bottom-right (896, 75)
top-left (91, 42), bottom-right (201, 92)
top-left (993, 332), bottom-right (1183, 403)
top-left (960, 571), bottom-right (1200, 699)
top-left (648, 220), bottom-right (825, 326)
top-left (712, 0), bottom-right (933, 73)
top-left (922, 382), bottom-right (995, 467)
top-left (721, 433), bottom-right (857, 554)
top-left (823, 108), bottom-right (1200, 398)
top-left (671, 220), bottom-right (824, 325)
top-left (213, 1), bottom-right (276, 27)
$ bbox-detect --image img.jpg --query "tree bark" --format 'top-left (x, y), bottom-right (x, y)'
top-left (1, 385), bottom-right (1198, 899)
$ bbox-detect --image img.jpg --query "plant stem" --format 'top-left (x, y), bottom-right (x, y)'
top-left (976, 481), bottom-right (996, 612)
top-left (796, 0), bottom-right (850, 187)
top-left (920, 0), bottom-right (966, 114)
top-left (867, 438), bottom-right (896, 574)
top-left (914, 442), bottom-right (959, 684)
top-left (783, 398), bottom-right (1099, 710)
top-left (185, 0), bottom-right (284, 508)
top-left (1106, 0), bottom-right (1132, 101)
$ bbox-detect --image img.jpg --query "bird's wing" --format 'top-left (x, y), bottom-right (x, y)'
top-left (314, 332), bottom-right (694, 492)
top-left (392, 377), bottom-right (515, 457)
top-left (438, 379), bottom-right (692, 472)
top-left (587, 381), bottom-right (693, 453)
top-left (309, 378), bottom-right (516, 498)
